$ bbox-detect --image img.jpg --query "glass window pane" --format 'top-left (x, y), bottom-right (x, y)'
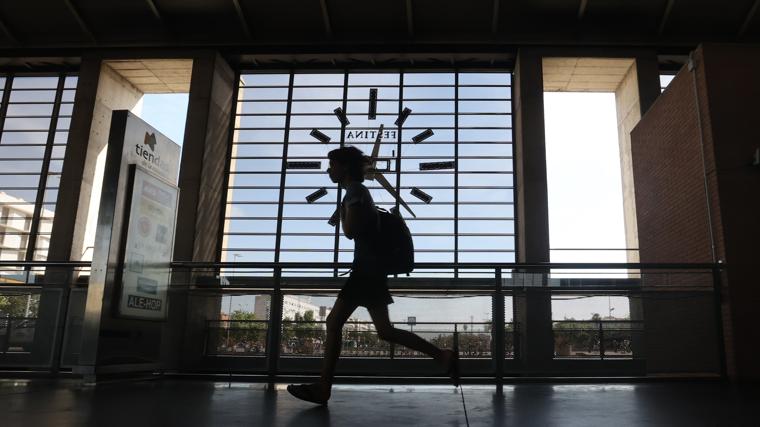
top-left (0, 74), bottom-right (76, 262)
top-left (6, 103), bottom-right (55, 117)
top-left (10, 90), bottom-right (56, 103)
top-left (223, 71), bottom-right (513, 274)
top-left (241, 73), bottom-right (290, 86)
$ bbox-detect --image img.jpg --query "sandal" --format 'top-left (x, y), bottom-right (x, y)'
top-left (446, 347), bottom-right (461, 387)
top-left (287, 384), bottom-right (329, 405)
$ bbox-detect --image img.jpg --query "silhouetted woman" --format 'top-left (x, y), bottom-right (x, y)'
top-left (287, 146), bottom-right (459, 405)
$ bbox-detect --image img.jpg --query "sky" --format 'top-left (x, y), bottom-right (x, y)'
top-left (136, 84), bottom-right (634, 323)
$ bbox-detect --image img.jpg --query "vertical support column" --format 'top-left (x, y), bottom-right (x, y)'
top-left (47, 55), bottom-right (104, 264)
top-left (36, 60), bottom-right (98, 369)
top-left (169, 52), bottom-right (236, 370)
top-left (617, 51), bottom-right (660, 362)
top-left (633, 51), bottom-right (662, 116)
top-left (492, 268), bottom-right (505, 389)
top-left (266, 270), bottom-right (284, 383)
top-left (41, 57), bottom-right (146, 371)
top-left (614, 50), bottom-right (661, 265)
top-left (513, 49), bottom-right (554, 374)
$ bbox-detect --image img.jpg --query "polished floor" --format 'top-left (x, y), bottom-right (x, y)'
top-left (2, 379), bottom-right (757, 427)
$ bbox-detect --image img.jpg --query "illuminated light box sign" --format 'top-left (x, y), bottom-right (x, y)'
top-left (126, 120), bottom-right (180, 183)
top-left (118, 165), bottom-right (178, 320)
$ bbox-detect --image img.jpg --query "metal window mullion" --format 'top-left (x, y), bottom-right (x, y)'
top-left (25, 74), bottom-right (65, 263)
top-left (510, 74), bottom-right (518, 263)
top-left (395, 72), bottom-right (403, 216)
top-left (267, 270), bottom-right (284, 382)
top-left (267, 72), bottom-right (293, 383)
top-left (273, 72), bottom-right (295, 264)
top-left (333, 71), bottom-right (349, 277)
top-left (0, 76), bottom-right (13, 139)
top-left (216, 70), bottom-right (242, 263)
top-left (454, 72), bottom-right (459, 278)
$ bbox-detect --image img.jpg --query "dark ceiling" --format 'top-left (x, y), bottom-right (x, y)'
top-left (0, 0), bottom-right (758, 68)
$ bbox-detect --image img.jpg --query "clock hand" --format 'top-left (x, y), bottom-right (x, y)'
top-left (375, 172), bottom-right (416, 218)
top-left (364, 122), bottom-right (414, 216)
top-left (365, 124), bottom-right (385, 180)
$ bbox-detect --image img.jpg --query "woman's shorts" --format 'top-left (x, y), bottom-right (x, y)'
top-left (337, 271), bottom-right (393, 308)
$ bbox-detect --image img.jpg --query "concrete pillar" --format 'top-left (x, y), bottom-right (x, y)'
top-left (513, 49), bottom-right (554, 372)
top-left (615, 63), bottom-right (643, 265)
top-left (615, 51), bottom-right (660, 361)
top-left (614, 51), bottom-right (661, 265)
top-left (37, 57), bottom-right (144, 369)
top-left (163, 52), bottom-right (235, 370)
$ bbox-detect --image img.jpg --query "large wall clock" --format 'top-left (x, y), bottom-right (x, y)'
top-left (294, 87), bottom-right (452, 227)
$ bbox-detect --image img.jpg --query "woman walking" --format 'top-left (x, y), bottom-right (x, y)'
top-left (287, 146), bottom-right (459, 405)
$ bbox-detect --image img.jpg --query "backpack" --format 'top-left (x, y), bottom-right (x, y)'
top-left (375, 207), bottom-right (415, 274)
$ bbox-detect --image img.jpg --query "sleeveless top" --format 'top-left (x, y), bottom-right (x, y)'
top-left (342, 182), bottom-right (381, 274)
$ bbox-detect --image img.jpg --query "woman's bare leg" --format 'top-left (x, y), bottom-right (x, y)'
top-left (308, 297), bottom-right (358, 399)
top-left (367, 304), bottom-right (452, 364)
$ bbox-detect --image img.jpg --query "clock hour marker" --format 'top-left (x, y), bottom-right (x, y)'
top-left (412, 128), bottom-right (434, 143)
top-left (368, 158), bottom-right (391, 173)
top-left (310, 128), bottom-right (331, 143)
top-left (395, 107), bottom-right (412, 127)
top-left (333, 107), bottom-right (350, 126)
top-left (410, 187), bottom-right (433, 204)
top-left (419, 160), bottom-right (455, 171)
top-left (287, 161), bottom-right (322, 169)
top-left (328, 208), bottom-right (341, 226)
top-left (368, 88), bottom-right (378, 120)
top-left (305, 187), bottom-right (328, 203)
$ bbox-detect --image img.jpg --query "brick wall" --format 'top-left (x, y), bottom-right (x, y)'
top-left (700, 44), bottom-right (760, 382)
top-left (631, 44), bottom-right (760, 381)
top-left (630, 63), bottom-right (714, 264)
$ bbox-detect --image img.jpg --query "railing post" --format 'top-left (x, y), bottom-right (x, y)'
top-left (599, 321), bottom-right (605, 360)
top-left (453, 323), bottom-right (459, 356)
top-left (2, 315), bottom-right (10, 354)
top-left (266, 267), bottom-right (284, 385)
top-left (712, 265), bottom-right (727, 379)
top-left (389, 335), bottom-right (395, 360)
top-left (493, 267), bottom-right (506, 390)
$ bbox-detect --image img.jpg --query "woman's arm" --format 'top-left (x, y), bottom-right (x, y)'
top-left (341, 203), bottom-right (354, 239)
top-left (341, 202), bottom-right (373, 240)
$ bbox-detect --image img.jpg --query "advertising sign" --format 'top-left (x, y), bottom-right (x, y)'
top-left (123, 114), bottom-right (181, 184)
top-left (117, 166), bottom-right (178, 320)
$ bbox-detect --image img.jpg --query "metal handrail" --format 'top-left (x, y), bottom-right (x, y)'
top-left (0, 316), bottom-right (37, 321)
top-left (0, 260), bottom-right (722, 270)
top-left (0, 261), bottom-right (91, 267)
top-left (173, 261), bottom-right (722, 270)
